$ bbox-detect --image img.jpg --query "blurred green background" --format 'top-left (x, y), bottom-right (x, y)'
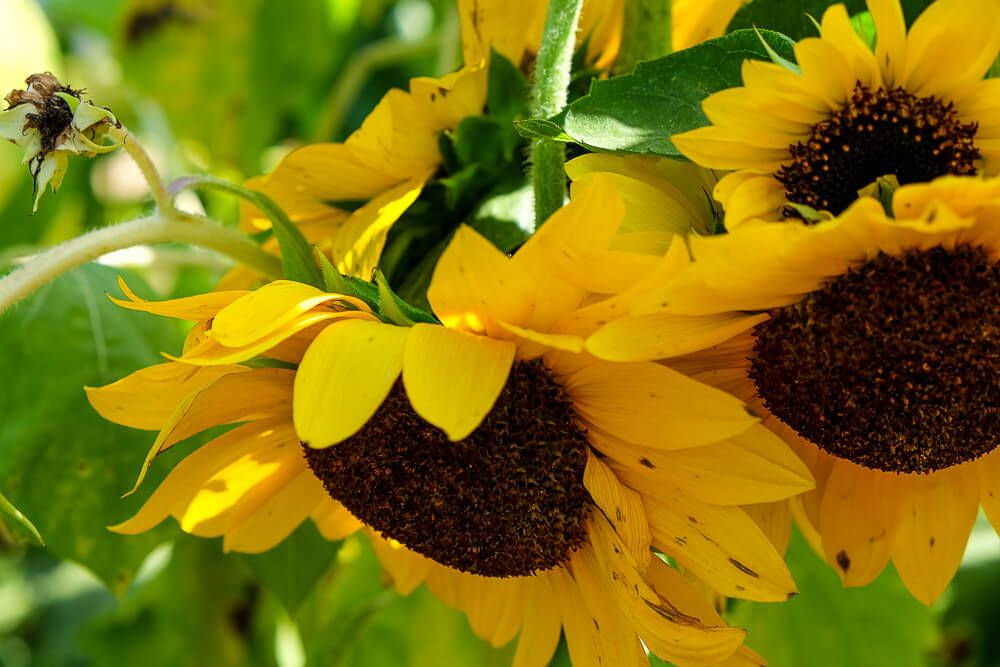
top-left (0, 1), bottom-right (998, 665)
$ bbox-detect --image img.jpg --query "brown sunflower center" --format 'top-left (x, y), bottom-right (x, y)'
top-left (776, 83), bottom-right (980, 217)
top-left (302, 359), bottom-right (592, 577)
top-left (749, 245), bottom-right (1000, 474)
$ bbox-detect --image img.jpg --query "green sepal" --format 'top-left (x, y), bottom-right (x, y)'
top-left (514, 118), bottom-right (576, 143)
top-left (0, 488), bottom-right (44, 545)
top-left (373, 268), bottom-right (438, 326)
top-left (315, 249), bottom-right (378, 308)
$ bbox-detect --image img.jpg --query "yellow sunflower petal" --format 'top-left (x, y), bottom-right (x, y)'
top-left (583, 452), bottom-right (652, 567)
top-left (111, 277), bottom-right (247, 320)
top-left (565, 359), bottom-right (757, 449)
top-left (819, 3), bottom-right (882, 90)
top-left (179, 433), bottom-right (304, 537)
top-left (570, 546), bottom-right (650, 667)
top-left (223, 470), bottom-right (327, 554)
top-left (644, 492), bottom-right (797, 602)
top-left (818, 460), bottom-right (903, 587)
top-left (86, 363), bottom-right (249, 430)
top-left (176, 310), bottom-right (377, 367)
top-left (329, 175), bottom-right (428, 279)
top-left (402, 323), bottom-right (515, 441)
top-left (454, 575), bottom-right (525, 648)
top-left (550, 567), bottom-right (603, 667)
top-left (586, 312), bottom-right (768, 362)
top-left (371, 534), bottom-right (433, 595)
top-left (588, 515), bottom-right (747, 665)
top-left (511, 576), bottom-right (563, 667)
top-left (891, 464), bottom-right (979, 605)
top-left (127, 368), bottom-right (295, 495)
top-left (672, 126), bottom-right (792, 171)
top-left (428, 225), bottom-right (532, 333)
top-left (109, 419), bottom-right (288, 535)
top-left (868, 0), bottom-right (907, 86)
top-left (900, 0), bottom-right (1000, 98)
top-left (210, 280), bottom-right (367, 348)
top-left (602, 423), bottom-right (814, 506)
top-left (978, 449), bottom-right (1000, 534)
top-left (311, 500), bottom-right (363, 541)
top-left (294, 319), bottom-right (409, 449)
top-left (743, 501), bottom-right (792, 556)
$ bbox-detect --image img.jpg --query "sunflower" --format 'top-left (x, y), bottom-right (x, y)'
top-left (581, 175), bottom-right (1000, 605)
top-left (673, 0), bottom-right (1000, 229)
top-left (672, 0), bottom-right (747, 51)
top-left (89, 177), bottom-right (813, 666)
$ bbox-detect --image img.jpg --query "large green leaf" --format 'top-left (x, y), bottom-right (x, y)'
top-left (726, 530), bottom-right (936, 667)
top-left (297, 535), bottom-right (515, 667)
top-left (78, 535), bottom-right (273, 667)
top-left (0, 263), bottom-right (183, 593)
top-left (726, 0), bottom-right (936, 41)
top-left (237, 521), bottom-right (341, 617)
top-left (555, 29), bottom-right (796, 158)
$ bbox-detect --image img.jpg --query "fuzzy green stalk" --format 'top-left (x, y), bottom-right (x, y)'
top-left (614, 0), bottom-right (672, 75)
top-left (0, 214), bottom-right (282, 316)
top-left (530, 0), bottom-right (584, 229)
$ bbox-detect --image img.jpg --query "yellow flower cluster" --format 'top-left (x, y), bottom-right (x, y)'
top-left (85, 0), bottom-right (1000, 665)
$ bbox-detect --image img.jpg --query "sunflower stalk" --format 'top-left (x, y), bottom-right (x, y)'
top-left (109, 125), bottom-right (175, 214)
top-left (529, 0), bottom-right (584, 229)
top-left (0, 213), bottom-right (282, 315)
top-left (614, 0), bottom-right (672, 75)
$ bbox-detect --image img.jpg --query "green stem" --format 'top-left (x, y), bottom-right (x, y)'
top-left (614, 0), bottom-right (672, 75)
top-left (0, 214), bottom-right (282, 315)
top-left (110, 126), bottom-right (175, 214)
top-left (530, 0), bottom-right (585, 229)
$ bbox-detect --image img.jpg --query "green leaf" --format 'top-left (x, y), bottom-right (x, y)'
top-left (555, 29), bottom-right (796, 158)
top-left (297, 536), bottom-right (515, 667)
top-left (0, 487), bottom-right (44, 545)
top-left (726, 0), bottom-right (936, 41)
top-left (78, 536), bottom-right (272, 667)
top-left (0, 263), bottom-right (184, 593)
top-left (514, 118), bottom-right (576, 142)
top-left (725, 530), bottom-right (936, 667)
top-left (237, 521), bottom-right (340, 616)
top-left (374, 269), bottom-right (438, 326)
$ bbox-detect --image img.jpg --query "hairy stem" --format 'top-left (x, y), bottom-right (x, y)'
top-left (0, 214), bottom-right (282, 315)
top-left (529, 0), bottom-right (584, 229)
top-left (110, 126), bottom-right (175, 214)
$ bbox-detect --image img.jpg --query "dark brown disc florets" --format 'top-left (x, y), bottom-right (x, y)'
top-left (302, 359), bottom-right (592, 578)
top-left (776, 83), bottom-right (980, 217)
top-left (750, 245), bottom-right (1000, 474)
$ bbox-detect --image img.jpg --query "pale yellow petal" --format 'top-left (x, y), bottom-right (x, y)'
top-left (565, 359), bottom-right (757, 450)
top-left (818, 460), bottom-right (903, 587)
top-left (86, 363), bottom-right (249, 430)
top-left (892, 464), bottom-right (979, 605)
top-left (583, 452), bottom-right (651, 567)
top-left (644, 493), bottom-right (797, 602)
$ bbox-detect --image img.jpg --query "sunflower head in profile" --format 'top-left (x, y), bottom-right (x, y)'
top-left (89, 177), bottom-right (814, 667)
top-left (674, 0), bottom-right (1000, 229)
top-left (582, 174), bottom-right (1000, 605)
